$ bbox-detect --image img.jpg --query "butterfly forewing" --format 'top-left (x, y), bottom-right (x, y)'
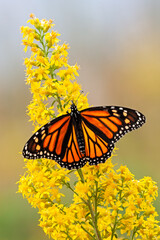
top-left (23, 114), bottom-right (71, 161)
top-left (81, 106), bottom-right (145, 142)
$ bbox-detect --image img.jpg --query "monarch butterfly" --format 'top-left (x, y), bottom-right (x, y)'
top-left (23, 103), bottom-right (146, 170)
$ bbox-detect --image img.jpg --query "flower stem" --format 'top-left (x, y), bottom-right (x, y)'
top-left (132, 229), bottom-right (136, 240)
top-left (87, 199), bottom-right (102, 240)
top-left (94, 180), bottom-right (98, 226)
top-left (38, 30), bottom-right (48, 57)
top-left (77, 168), bottom-right (85, 183)
top-left (77, 169), bottom-right (102, 240)
top-left (81, 225), bottom-right (96, 240)
top-left (111, 213), bottom-right (118, 240)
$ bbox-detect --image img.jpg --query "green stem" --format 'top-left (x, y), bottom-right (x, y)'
top-left (56, 94), bottom-right (63, 112)
top-left (64, 181), bottom-right (97, 239)
top-left (63, 182), bottom-right (78, 196)
top-left (63, 181), bottom-right (88, 205)
top-left (36, 28), bottom-right (64, 113)
top-left (77, 169), bottom-right (102, 240)
top-left (77, 168), bottom-right (85, 183)
top-left (94, 180), bottom-right (98, 226)
top-left (81, 225), bottom-right (96, 240)
top-left (39, 31), bottom-right (48, 57)
top-left (111, 179), bottom-right (124, 239)
top-left (132, 228), bottom-right (136, 240)
top-left (131, 213), bottom-right (140, 240)
top-left (87, 200), bottom-right (102, 240)
top-left (61, 230), bottom-right (72, 240)
top-left (111, 213), bottom-right (118, 240)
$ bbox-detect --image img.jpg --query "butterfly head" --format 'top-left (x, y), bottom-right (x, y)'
top-left (70, 102), bottom-right (80, 118)
top-left (70, 102), bottom-right (77, 111)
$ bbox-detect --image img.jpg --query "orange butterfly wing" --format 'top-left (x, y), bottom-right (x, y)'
top-left (23, 105), bottom-right (145, 169)
top-left (23, 114), bottom-right (86, 169)
top-left (61, 124), bottom-right (86, 169)
top-left (80, 106), bottom-right (145, 165)
top-left (23, 114), bottom-right (70, 160)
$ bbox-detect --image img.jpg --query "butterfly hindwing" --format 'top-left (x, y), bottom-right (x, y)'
top-left (81, 120), bottom-right (114, 165)
top-left (59, 123), bottom-right (86, 169)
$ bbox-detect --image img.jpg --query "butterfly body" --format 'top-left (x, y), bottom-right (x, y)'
top-left (70, 104), bottom-right (86, 155)
top-left (23, 104), bottom-right (146, 170)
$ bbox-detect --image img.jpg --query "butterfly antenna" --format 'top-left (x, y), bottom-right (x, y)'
top-left (69, 91), bottom-right (84, 108)
top-left (75, 91), bottom-right (84, 105)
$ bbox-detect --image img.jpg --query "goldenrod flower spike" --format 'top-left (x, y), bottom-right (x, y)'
top-left (18, 15), bottom-right (160, 239)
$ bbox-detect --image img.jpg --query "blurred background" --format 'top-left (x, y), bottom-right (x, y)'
top-left (0, 0), bottom-right (160, 239)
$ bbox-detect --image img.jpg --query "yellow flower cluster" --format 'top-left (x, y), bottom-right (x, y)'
top-left (21, 13), bottom-right (88, 130)
top-left (18, 15), bottom-right (160, 239)
top-left (18, 157), bottom-right (160, 239)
